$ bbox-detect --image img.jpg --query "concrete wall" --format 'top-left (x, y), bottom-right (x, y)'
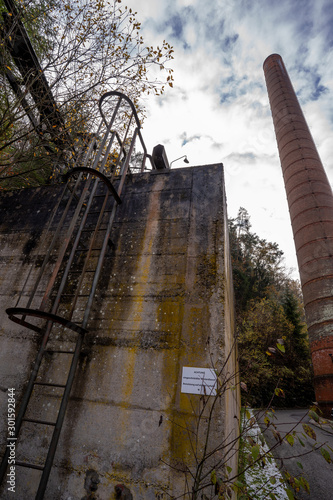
top-left (0, 164), bottom-right (239, 499)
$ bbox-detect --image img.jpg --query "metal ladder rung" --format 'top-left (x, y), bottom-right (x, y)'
top-left (16, 461), bottom-right (44, 471)
top-left (45, 350), bottom-right (74, 354)
top-left (22, 418), bottom-right (56, 426)
top-left (75, 247), bottom-right (103, 252)
top-left (61, 294), bottom-right (91, 298)
top-left (34, 382), bottom-right (66, 388)
top-left (66, 269), bottom-right (96, 274)
top-left (81, 227), bottom-right (107, 232)
top-left (86, 210), bottom-right (112, 215)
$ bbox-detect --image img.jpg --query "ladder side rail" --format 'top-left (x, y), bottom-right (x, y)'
top-left (119, 126), bottom-right (136, 178)
top-left (98, 131), bottom-right (117, 175)
top-left (68, 190), bottom-right (110, 320)
top-left (81, 200), bottom-right (117, 329)
top-left (81, 128), bottom-right (138, 328)
top-left (109, 110), bottom-right (134, 179)
top-left (110, 131), bottom-right (128, 180)
top-left (32, 114), bottom-right (111, 312)
top-left (78, 120), bottom-right (104, 169)
top-left (35, 331), bottom-right (86, 500)
top-left (91, 97), bottom-right (122, 172)
top-left (24, 173), bottom-right (85, 311)
top-left (137, 129), bottom-right (156, 171)
top-left (39, 177), bottom-right (93, 312)
top-left (0, 321), bottom-right (49, 485)
top-left (118, 129), bottom-right (138, 189)
top-left (48, 178), bottom-right (101, 318)
top-left (119, 112), bottom-right (135, 174)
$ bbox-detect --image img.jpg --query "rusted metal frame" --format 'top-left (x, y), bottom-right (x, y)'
top-left (24, 174), bottom-right (84, 311)
top-left (1, 55), bottom-right (38, 129)
top-left (39, 170), bottom-right (115, 327)
top-left (1, 90), bottom-right (139, 495)
top-left (68, 190), bottom-right (110, 320)
top-left (39, 176), bottom-right (93, 312)
top-left (81, 129), bottom-right (136, 328)
top-left (35, 330), bottom-right (85, 500)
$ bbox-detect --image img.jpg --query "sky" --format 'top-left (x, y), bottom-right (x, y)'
top-left (124, 0), bottom-right (333, 280)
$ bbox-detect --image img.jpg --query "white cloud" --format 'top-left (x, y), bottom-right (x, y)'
top-left (122, 0), bottom-right (333, 279)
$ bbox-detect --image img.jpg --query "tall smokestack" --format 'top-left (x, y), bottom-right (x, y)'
top-left (263, 54), bottom-right (333, 417)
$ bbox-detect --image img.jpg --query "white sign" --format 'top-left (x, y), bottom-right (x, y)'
top-left (181, 367), bottom-right (217, 396)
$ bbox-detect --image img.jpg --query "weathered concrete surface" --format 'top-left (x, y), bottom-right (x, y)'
top-left (0, 164), bottom-right (239, 499)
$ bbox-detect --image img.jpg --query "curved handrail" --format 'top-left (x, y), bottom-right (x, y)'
top-left (98, 91), bottom-right (141, 130)
top-left (6, 307), bottom-right (88, 335)
top-left (63, 167), bottom-right (122, 204)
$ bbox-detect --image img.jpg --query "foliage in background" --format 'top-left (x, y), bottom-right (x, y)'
top-left (0, 0), bottom-right (174, 189)
top-left (229, 208), bottom-right (314, 408)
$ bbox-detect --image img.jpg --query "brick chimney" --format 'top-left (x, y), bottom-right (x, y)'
top-left (263, 53), bottom-right (333, 417)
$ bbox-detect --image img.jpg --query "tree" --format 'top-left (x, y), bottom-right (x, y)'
top-left (228, 207), bottom-right (285, 317)
top-left (0, 0), bottom-right (174, 189)
top-left (229, 208), bottom-right (314, 408)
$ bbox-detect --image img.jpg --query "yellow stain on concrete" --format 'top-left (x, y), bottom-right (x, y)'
top-left (116, 185), bottom-right (166, 444)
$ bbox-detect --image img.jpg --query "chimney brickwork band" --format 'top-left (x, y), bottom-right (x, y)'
top-left (263, 54), bottom-right (333, 416)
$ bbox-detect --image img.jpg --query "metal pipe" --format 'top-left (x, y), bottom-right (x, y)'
top-left (263, 54), bottom-right (333, 417)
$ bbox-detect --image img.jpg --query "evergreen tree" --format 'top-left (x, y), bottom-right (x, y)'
top-left (229, 208), bottom-right (314, 407)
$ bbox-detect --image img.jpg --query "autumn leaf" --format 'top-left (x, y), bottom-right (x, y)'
top-left (308, 409), bottom-right (319, 423)
top-left (251, 443), bottom-right (260, 460)
top-left (285, 434), bottom-right (294, 447)
top-left (286, 488), bottom-right (295, 500)
top-left (276, 342), bottom-right (285, 353)
top-left (320, 447), bottom-right (332, 464)
top-left (302, 423), bottom-right (316, 440)
top-left (274, 387), bottom-right (285, 398)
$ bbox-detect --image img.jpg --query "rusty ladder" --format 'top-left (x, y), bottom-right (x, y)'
top-left (0, 91), bottom-right (155, 498)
